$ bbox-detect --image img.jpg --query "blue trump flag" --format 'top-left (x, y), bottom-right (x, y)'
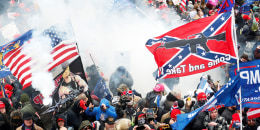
top-left (230, 59), bottom-right (260, 108)
top-left (241, 0), bottom-right (259, 7)
top-left (92, 77), bottom-right (112, 101)
top-left (240, 5), bottom-right (251, 15)
top-left (175, 75), bottom-right (240, 130)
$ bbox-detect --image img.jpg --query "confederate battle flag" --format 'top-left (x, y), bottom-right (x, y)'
top-left (145, 12), bottom-right (237, 79)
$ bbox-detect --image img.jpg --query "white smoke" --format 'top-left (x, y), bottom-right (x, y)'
top-left (21, 33), bottom-right (55, 105)
top-left (66, 0), bottom-right (175, 96)
top-left (1, 0), bottom-right (227, 100)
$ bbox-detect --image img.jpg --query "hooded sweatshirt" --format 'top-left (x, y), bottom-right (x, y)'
top-left (85, 98), bottom-right (117, 121)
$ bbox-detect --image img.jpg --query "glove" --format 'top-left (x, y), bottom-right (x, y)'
top-left (79, 100), bottom-right (87, 110)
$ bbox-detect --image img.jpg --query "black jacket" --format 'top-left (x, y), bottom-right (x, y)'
top-left (66, 100), bottom-right (83, 130)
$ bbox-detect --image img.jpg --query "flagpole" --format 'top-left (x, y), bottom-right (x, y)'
top-left (61, 0), bottom-right (95, 106)
top-left (231, 7), bottom-right (242, 130)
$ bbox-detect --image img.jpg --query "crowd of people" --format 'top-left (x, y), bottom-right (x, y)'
top-left (1, 0), bottom-right (260, 130)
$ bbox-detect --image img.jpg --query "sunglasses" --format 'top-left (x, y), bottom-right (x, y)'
top-left (248, 119), bottom-right (256, 122)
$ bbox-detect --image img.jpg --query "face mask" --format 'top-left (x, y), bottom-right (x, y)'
top-left (138, 118), bottom-right (145, 126)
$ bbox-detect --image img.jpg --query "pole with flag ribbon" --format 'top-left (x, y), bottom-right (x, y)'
top-left (60, 0), bottom-right (94, 108)
top-left (231, 7), bottom-right (242, 130)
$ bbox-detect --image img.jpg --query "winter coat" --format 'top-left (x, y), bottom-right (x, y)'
top-left (220, 107), bottom-right (235, 124)
top-left (78, 120), bottom-right (93, 130)
top-left (16, 123), bottom-right (43, 130)
top-left (109, 66), bottom-right (133, 96)
top-left (11, 84), bottom-right (22, 103)
top-left (20, 102), bottom-right (38, 121)
top-left (244, 124), bottom-right (258, 130)
top-left (85, 98), bottom-right (117, 121)
top-left (164, 93), bottom-right (184, 111)
top-left (189, 111), bottom-right (208, 130)
top-left (0, 98), bottom-right (15, 116)
top-left (10, 110), bottom-right (23, 130)
top-left (204, 114), bottom-right (228, 130)
top-left (86, 65), bottom-right (101, 93)
top-left (67, 100), bottom-right (83, 130)
top-left (145, 91), bottom-right (157, 105)
top-left (0, 112), bottom-right (12, 130)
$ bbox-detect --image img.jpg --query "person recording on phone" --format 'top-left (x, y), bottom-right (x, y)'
top-left (129, 111), bottom-right (156, 130)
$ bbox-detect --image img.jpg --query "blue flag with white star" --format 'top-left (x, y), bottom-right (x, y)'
top-left (175, 75), bottom-right (240, 130)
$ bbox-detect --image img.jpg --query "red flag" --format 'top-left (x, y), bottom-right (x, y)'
top-left (247, 108), bottom-right (260, 120)
top-left (145, 12), bottom-right (237, 79)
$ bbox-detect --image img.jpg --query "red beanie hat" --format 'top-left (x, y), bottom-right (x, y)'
top-left (0, 101), bottom-right (5, 108)
top-left (243, 15), bottom-right (251, 20)
top-left (5, 84), bottom-right (13, 91)
top-left (170, 109), bottom-right (181, 119)
top-left (229, 113), bottom-right (240, 129)
top-left (197, 92), bottom-right (207, 101)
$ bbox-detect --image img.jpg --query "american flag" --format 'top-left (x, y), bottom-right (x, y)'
top-left (180, 0), bottom-right (187, 12)
top-left (247, 108), bottom-right (260, 120)
top-left (2, 27), bottom-right (79, 90)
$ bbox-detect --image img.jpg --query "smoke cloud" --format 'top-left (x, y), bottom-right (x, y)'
top-left (1, 0), bottom-right (227, 99)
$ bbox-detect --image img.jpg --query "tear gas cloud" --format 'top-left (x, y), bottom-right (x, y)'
top-left (67, 0), bottom-right (226, 96)
top-left (2, 0), bottom-right (226, 100)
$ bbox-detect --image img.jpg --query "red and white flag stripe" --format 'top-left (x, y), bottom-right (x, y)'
top-left (3, 41), bottom-right (79, 90)
top-left (247, 108), bottom-right (260, 119)
top-left (180, 0), bottom-right (187, 12)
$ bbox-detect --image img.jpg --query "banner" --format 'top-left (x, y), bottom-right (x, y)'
top-left (176, 75), bottom-right (240, 130)
top-left (146, 12), bottom-right (237, 79)
top-left (230, 59), bottom-right (260, 108)
top-left (51, 56), bottom-right (88, 111)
